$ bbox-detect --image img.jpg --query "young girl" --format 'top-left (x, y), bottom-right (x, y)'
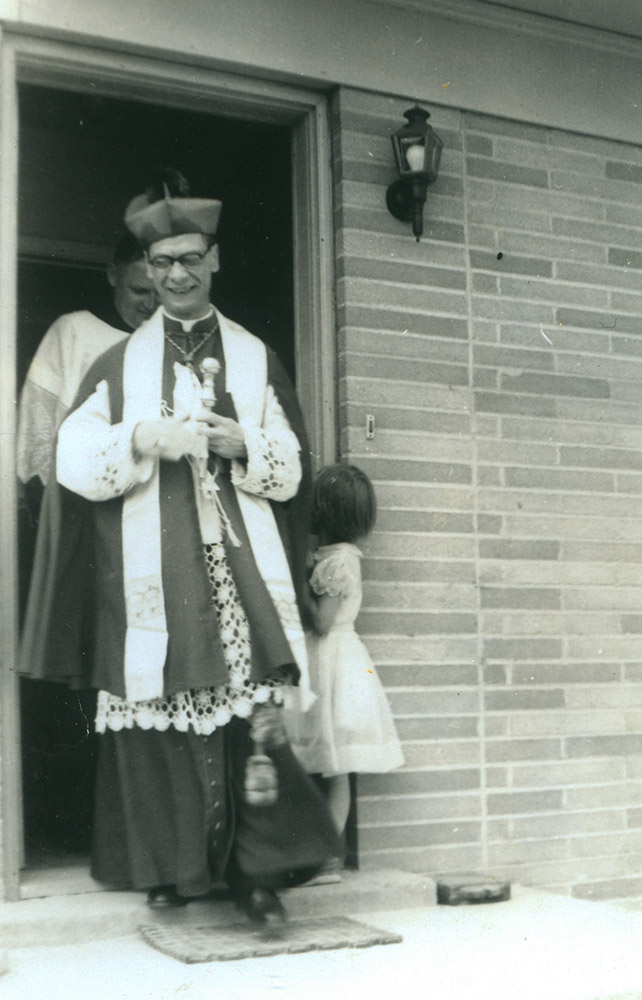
top-left (286, 464), bottom-right (404, 874)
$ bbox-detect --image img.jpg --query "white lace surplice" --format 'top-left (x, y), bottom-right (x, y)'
top-left (57, 362), bottom-right (304, 735)
top-left (96, 540), bottom-right (288, 735)
top-left (16, 311), bottom-right (127, 485)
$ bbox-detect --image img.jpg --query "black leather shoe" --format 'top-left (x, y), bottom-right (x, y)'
top-left (237, 887), bottom-right (288, 935)
top-left (146, 884), bottom-right (190, 908)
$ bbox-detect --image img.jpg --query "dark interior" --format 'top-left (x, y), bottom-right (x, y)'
top-left (18, 83), bottom-right (295, 868)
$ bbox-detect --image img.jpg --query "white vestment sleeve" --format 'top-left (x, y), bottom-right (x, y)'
top-left (231, 383), bottom-right (302, 501)
top-left (57, 379), bottom-right (155, 501)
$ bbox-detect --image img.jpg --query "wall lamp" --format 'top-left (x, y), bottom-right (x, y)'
top-left (386, 105), bottom-right (443, 241)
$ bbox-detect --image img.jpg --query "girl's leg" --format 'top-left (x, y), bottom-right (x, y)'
top-left (327, 773), bottom-right (351, 839)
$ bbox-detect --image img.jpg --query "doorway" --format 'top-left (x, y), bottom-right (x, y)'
top-left (17, 82), bottom-right (294, 874)
top-left (1, 36), bottom-right (335, 901)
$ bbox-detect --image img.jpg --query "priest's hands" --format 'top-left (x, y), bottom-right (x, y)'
top-left (132, 418), bottom-right (205, 462)
top-left (132, 413), bottom-right (247, 462)
top-left (197, 411), bottom-right (247, 461)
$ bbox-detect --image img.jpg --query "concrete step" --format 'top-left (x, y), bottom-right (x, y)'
top-left (0, 868), bottom-right (436, 949)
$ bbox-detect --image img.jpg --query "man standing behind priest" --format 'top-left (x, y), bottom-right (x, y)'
top-left (16, 233), bottom-right (157, 488)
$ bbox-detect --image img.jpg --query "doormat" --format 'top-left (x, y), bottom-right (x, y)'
top-left (139, 916), bottom-right (402, 963)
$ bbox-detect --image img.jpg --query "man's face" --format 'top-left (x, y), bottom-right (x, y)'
top-left (108, 258), bottom-right (158, 330)
top-left (145, 233), bottom-right (219, 320)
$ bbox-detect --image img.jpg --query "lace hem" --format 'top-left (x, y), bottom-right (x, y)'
top-left (95, 539), bottom-right (288, 735)
top-left (95, 680), bottom-right (286, 735)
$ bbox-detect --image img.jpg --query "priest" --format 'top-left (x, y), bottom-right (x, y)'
top-left (20, 169), bottom-right (338, 932)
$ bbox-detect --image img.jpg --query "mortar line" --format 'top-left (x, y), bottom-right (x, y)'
top-left (461, 112), bottom-right (490, 872)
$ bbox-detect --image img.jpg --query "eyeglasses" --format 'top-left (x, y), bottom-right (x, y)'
top-left (147, 249), bottom-right (210, 272)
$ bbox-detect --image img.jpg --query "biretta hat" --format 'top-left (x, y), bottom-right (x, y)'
top-left (124, 183), bottom-right (222, 248)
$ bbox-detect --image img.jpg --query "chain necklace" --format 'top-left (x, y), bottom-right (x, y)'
top-left (164, 327), bottom-right (216, 368)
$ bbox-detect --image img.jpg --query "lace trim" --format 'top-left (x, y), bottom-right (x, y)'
top-left (269, 587), bottom-right (303, 630)
top-left (57, 380), bottom-right (154, 502)
top-left (96, 540), bottom-right (287, 735)
top-left (94, 424), bottom-right (144, 497)
top-left (16, 382), bottom-right (65, 485)
top-left (231, 388), bottom-right (301, 501)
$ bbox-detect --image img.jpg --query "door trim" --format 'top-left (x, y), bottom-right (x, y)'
top-left (0, 27), bottom-right (21, 902)
top-left (0, 30), bottom-right (336, 901)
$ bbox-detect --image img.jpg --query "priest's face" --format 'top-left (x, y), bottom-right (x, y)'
top-left (107, 258), bottom-right (158, 330)
top-left (145, 232), bottom-right (220, 319)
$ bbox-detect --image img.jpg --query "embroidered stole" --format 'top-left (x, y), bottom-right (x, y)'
top-left (120, 308), bottom-right (309, 705)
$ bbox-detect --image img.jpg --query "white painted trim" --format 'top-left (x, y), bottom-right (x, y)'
top-left (11, 34), bottom-right (325, 122)
top-left (364, 0), bottom-right (642, 57)
top-left (4, 0), bottom-right (642, 144)
top-left (292, 99), bottom-right (337, 468)
top-left (0, 27), bottom-right (22, 902)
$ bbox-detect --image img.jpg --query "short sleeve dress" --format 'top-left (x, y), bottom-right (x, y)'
top-left (286, 542), bottom-right (404, 777)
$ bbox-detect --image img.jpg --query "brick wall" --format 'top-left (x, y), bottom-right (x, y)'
top-left (332, 87), bottom-right (642, 901)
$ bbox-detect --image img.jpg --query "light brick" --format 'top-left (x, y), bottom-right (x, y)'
top-left (487, 790), bottom-right (563, 814)
top-left (485, 766), bottom-right (509, 787)
top-left (487, 838), bottom-right (569, 866)
top-left (330, 87), bottom-right (642, 903)
top-left (480, 539), bottom-right (560, 561)
top-left (359, 769), bottom-right (480, 797)
top-left (480, 587), bottom-right (561, 610)
top-left (484, 638), bottom-right (562, 660)
top-left (565, 686), bottom-right (642, 709)
top-left (377, 663), bottom-right (478, 687)
top-left (485, 689), bottom-right (565, 712)
top-left (466, 156), bottom-right (548, 189)
top-left (470, 250), bottom-right (552, 277)
top-left (359, 794), bottom-right (482, 824)
top-left (557, 306), bottom-right (641, 334)
top-left (388, 689), bottom-right (479, 714)
top-left (565, 735), bottom-right (642, 758)
top-left (510, 810), bottom-right (624, 839)
top-left (511, 759), bottom-right (626, 788)
top-left (627, 808), bottom-right (642, 828)
top-left (401, 743), bottom-right (482, 768)
top-left (566, 783), bottom-right (642, 810)
top-left (475, 391), bottom-right (556, 418)
top-left (360, 845), bottom-right (485, 874)
top-left (485, 738), bottom-right (562, 762)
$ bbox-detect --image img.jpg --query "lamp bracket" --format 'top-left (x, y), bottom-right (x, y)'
top-left (386, 174), bottom-right (429, 222)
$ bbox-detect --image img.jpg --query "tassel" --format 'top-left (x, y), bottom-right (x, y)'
top-left (214, 490), bottom-right (242, 547)
top-left (198, 465), bottom-right (242, 547)
top-left (244, 740), bottom-right (278, 807)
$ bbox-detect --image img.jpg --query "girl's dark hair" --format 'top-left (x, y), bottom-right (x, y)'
top-left (311, 464), bottom-right (377, 544)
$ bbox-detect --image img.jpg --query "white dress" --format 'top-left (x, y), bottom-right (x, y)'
top-left (286, 542), bottom-right (404, 777)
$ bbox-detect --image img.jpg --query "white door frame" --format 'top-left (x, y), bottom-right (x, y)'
top-left (0, 29), bottom-right (336, 901)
